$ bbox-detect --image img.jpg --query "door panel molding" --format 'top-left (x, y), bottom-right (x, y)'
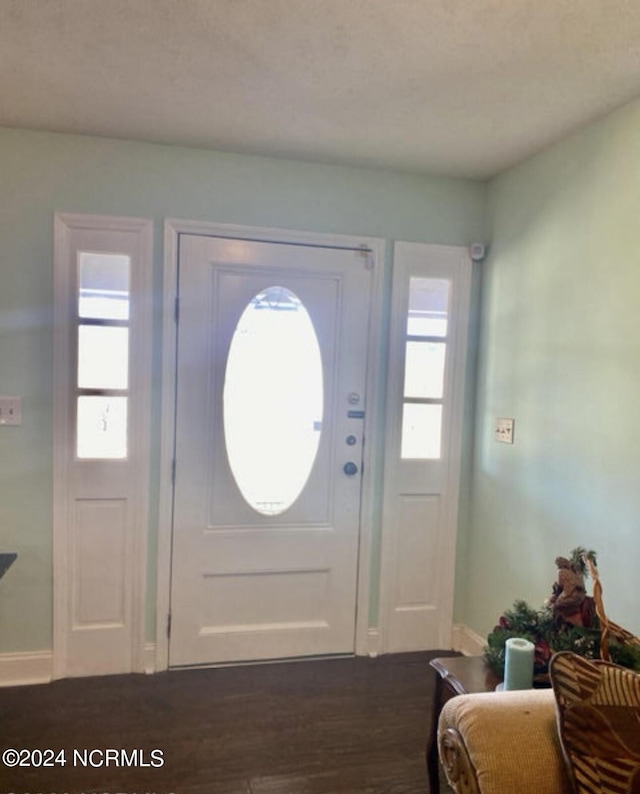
top-left (156, 220), bottom-right (385, 670)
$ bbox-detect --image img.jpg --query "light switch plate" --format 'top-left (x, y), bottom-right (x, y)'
top-left (0, 396), bottom-right (22, 426)
top-left (495, 417), bottom-right (514, 444)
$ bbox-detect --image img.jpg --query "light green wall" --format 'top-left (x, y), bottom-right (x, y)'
top-left (458, 99), bottom-right (640, 639)
top-left (0, 127), bottom-right (486, 653)
top-left (7, 104), bottom-right (638, 658)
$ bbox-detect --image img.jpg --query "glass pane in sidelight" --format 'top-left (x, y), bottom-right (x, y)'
top-left (401, 403), bottom-right (443, 459)
top-left (77, 396), bottom-right (128, 459)
top-left (407, 277), bottom-right (450, 337)
top-left (404, 341), bottom-right (446, 399)
top-left (78, 252), bottom-right (130, 320)
top-left (224, 286), bottom-right (324, 516)
top-left (78, 325), bottom-right (129, 390)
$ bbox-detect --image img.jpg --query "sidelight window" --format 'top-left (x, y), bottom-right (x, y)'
top-left (76, 252), bottom-right (131, 459)
top-left (400, 277), bottom-right (450, 459)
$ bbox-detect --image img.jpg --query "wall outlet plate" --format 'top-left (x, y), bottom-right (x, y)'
top-left (0, 396), bottom-right (22, 426)
top-left (495, 417), bottom-right (514, 444)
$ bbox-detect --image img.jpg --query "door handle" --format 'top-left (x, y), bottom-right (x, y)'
top-left (343, 461), bottom-right (358, 476)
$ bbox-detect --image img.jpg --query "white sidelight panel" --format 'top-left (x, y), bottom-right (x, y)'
top-left (53, 214), bottom-right (152, 678)
top-left (380, 243), bottom-right (472, 652)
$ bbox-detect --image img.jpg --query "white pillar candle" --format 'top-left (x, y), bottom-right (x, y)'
top-left (504, 637), bottom-right (535, 690)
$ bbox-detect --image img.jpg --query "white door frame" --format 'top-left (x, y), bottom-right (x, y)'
top-left (155, 219), bottom-right (385, 671)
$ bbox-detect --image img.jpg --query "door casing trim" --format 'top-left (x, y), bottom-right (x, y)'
top-left (155, 219), bottom-right (386, 671)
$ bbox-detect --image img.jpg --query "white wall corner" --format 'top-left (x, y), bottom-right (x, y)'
top-left (451, 623), bottom-right (486, 656)
top-left (0, 650), bottom-right (53, 688)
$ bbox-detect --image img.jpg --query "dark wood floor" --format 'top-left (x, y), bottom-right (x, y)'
top-left (0, 651), bottom-right (455, 794)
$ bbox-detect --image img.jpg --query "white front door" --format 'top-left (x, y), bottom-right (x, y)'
top-left (169, 234), bottom-right (372, 666)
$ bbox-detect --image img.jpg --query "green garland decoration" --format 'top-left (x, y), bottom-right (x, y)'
top-left (484, 600), bottom-right (602, 678)
top-left (484, 548), bottom-right (640, 677)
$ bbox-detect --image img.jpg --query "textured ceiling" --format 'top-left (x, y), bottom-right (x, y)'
top-left (2, 0), bottom-right (640, 179)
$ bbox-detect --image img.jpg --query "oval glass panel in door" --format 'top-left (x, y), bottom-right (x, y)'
top-left (223, 286), bottom-right (324, 516)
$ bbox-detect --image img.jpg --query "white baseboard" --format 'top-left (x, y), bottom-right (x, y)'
top-left (0, 645), bottom-right (158, 686)
top-left (0, 650), bottom-right (53, 687)
top-left (143, 642), bottom-right (156, 674)
top-left (365, 628), bottom-right (381, 657)
top-left (1, 632), bottom-right (481, 685)
top-left (451, 623), bottom-right (486, 656)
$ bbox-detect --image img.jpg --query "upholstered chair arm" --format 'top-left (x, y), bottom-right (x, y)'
top-left (437, 689), bottom-right (573, 794)
top-left (439, 724), bottom-right (482, 794)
